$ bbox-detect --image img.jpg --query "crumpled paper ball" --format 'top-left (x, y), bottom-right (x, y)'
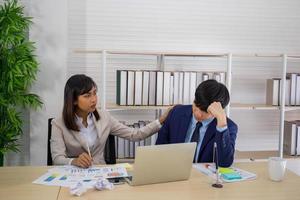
top-left (70, 182), bottom-right (88, 196)
top-left (94, 178), bottom-right (115, 191)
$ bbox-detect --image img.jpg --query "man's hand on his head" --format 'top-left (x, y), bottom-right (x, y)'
top-left (207, 102), bottom-right (227, 128)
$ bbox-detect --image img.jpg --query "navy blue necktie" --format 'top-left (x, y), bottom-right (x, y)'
top-left (191, 122), bottom-right (202, 162)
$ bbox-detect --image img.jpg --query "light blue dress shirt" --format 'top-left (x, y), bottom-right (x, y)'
top-left (185, 115), bottom-right (227, 162)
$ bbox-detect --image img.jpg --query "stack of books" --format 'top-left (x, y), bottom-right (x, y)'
top-left (117, 70), bottom-right (226, 106)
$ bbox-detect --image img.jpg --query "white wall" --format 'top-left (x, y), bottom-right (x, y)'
top-left (28, 0), bottom-right (68, 165)
top-left (7, 0), bottom-right (299, 165)
top-left (68, 0), bottom-right (300, 152)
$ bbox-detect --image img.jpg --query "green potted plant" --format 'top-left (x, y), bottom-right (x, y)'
top-left (0, 0), bottom-right (42, 166)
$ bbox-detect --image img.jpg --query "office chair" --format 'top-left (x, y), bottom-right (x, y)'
top-left (47, 118), bottom-right (116, 165)
top-left (47, 118), bottom-right (54, 165)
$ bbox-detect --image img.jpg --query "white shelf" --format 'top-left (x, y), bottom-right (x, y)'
top-left (106, 103), bottom-right (300, 111)
top-left (74, 49), bottom-right (300, 158)
top-left (231, 104), bottom-right (280, 110)
top-left (105, 104), bottom-right (170, 111)
top-left (74, 49), bottom-right (228, 57)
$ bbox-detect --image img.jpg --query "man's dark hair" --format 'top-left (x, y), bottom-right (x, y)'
top-left (194, 79), bottom-right (230, 112)
top-left (63, 74), bottom-right (100, 131)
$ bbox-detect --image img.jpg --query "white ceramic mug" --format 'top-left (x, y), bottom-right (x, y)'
top-left (268, 157), bottom-right (287, 181)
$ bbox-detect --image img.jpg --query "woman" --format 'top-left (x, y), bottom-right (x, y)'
top-left (51, 74), bottom-right (172, 168)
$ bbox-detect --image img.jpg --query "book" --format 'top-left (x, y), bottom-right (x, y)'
top-left (196, 72), bottom-right (202, 86)
top-left (178, 72), bottom-right (184, 104)
top-left (283, 120), bottom-right (298, 155)
top-left (289, 73), bottom-right (297, 106)
top-left (148, 71), bottom-right (157, 106)
top-left (163, 72), bottom-right (171, 105)
top-left (156, 71), bottom-right (164, 105)
top-left (173, 72), bottom-right (180, 104)
top-left (169, 75), bottom-right (174, 105)
top-left (279, 79), bottom-right (291, 106)
top-left (296, 75), bottom-right (300, 105)
top-left (116, 70), bottom-right (127, 105)
top-left (134, 71), bottom-right (143, 105)
top-left (127, 71), bottom-right (135, 106)
top-left (142, 71), bottom-right (150, 105)
top-left (183, 72), bottom-right (190, 104)
top-left (266, 78), bottom-right (280, 106)
top-left (189, 72), bottom-right (197, 103)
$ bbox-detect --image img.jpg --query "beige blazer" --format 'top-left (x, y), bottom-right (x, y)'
top-left (50, 109), bottom-right (161, 165)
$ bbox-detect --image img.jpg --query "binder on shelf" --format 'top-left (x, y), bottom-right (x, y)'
top-left (213, 72), bottom-right (221, 82)
top-left (163, 72), bottom-right (171, 105)
top-left (296, 75), bottom-right (300, 105)
top-left (279, 79), bottom-right (291, 106)
top-left (183, 72), bottom-right (190, 104)
top-left (149, 71), bottom-right (157, 106)
top-left (129, 141), bottom-right (134, 158)
top-left (289, 73), bottom-right (297, 106)
top-left (283, 120), bottom-right (299, 155)
top-left (151, 133), bottom-right (158, 145)
top-left (142, 71), bottom-right (150, 106)
top-left (170, 74), bottom-right (174, 105)
top-left (134, 71), bottom-right (143, 105)
top-left (117, 137), bottom-right (125, 159)
top-left (297, 126), bottom-right (300, 155)
top-left (133, 122), bottom-right (140, 156)
top-left (178, 72), bottom-right (184, 104)
top-left (156, 71), bottom-right (163, 106)
top-left (127, 71), bottom-right (135, 106)
top-left (116, 70), bottom-right (127, 106)
top-left (173, 72), bottom-right (180, 104)
top-left (202, 73), bottom-right (210, 81)
top-left (220, 72), bottom-right (226, 85)
top-left (124, 138), bottom-right (130, 158)
top-left (138, 121), bottom-right (146, 146)
top-left (189, 72), bottom-right (197, 103)
top-left (266, 78), bottom-right (280, 106)
top-left (196, 72), bottom-right (203, 86)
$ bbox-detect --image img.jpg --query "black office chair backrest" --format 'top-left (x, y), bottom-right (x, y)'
top-left (47, 118), bottom-right (54, 165)
top-left (47, 118), bottom-right (116, 165)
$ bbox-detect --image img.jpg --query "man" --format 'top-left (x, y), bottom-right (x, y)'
top-left (156, 79), bottom-right (238, 167)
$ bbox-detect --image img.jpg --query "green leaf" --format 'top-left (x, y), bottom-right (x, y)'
top-left (0, 0), bottom-right (43, 155)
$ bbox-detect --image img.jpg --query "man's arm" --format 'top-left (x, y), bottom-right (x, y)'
top-left (215, 121), bottom-right (238, 167)
top-left (207, 102), bottom-right (237, 167)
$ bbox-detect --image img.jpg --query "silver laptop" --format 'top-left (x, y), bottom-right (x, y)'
top-left (125, 142), bottom-right (196, 186)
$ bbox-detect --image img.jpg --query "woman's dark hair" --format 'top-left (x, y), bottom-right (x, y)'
top-left (63, 74), bottom-right (100, 131)
top-left (194, 79), bottom-right (230, 112)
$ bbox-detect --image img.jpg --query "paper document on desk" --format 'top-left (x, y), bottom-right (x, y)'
top-left (32, 165), bottom-right (128, 187)
top-left (193, 163), bottom-right (257, 183)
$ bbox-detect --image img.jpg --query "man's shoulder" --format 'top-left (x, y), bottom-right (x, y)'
top-left (173, 104), bottom-right (192, 113)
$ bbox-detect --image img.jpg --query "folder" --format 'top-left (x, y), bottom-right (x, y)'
top-left (149, 71), bottom-right (157, 106)
top-left (142, 71), bottom-right (150, 105)
top-left (183, 72), bottom-right (190, 104)
top-left (127, 71), bottom-right (135, 106)
top-left (134, 71), bottom-right (143, 105)
top-left (163, 72), bottom-right (171, 105)
top-left (116, 70), bottom-right (127, 105)
top-left (156, 71), bottom-right (163, 106)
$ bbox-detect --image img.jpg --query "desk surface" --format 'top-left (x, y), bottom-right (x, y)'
top-left (0, 166), bottom-right (60, 200)
top-left (1, 162), bottom-right (300, 200)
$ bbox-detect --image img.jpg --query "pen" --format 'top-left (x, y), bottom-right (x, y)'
top-left (86, 140), bottom-right (92, 158)
top-left (212, 142), bottom-right (223, 188)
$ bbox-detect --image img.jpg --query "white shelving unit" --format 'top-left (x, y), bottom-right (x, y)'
top-left (74, 49), bottom-right (300, 158)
